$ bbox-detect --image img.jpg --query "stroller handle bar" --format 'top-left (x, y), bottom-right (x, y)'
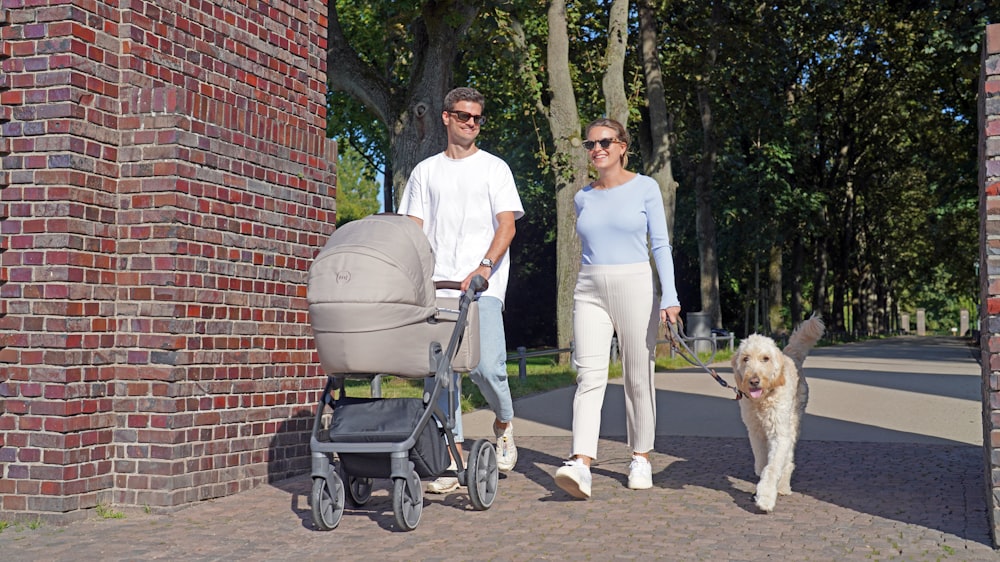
top-left (434, 276), bottom-right (489, 294)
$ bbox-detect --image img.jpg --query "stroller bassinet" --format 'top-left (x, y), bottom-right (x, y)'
top-left (306, 214), bottom-right (499, 532)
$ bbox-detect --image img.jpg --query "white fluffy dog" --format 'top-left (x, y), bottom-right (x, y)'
top-left (731, 314), bottom-right (824, 513)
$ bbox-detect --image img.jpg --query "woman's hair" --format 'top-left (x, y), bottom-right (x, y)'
top-left (585, 118), bottom-right (630, 167)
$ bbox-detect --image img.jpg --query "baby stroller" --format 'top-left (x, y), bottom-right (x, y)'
top-left (306, 214), bottom-right (499, 531)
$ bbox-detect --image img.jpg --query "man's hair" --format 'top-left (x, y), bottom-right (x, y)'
top-left (444, 87), bottom-right (485, 111)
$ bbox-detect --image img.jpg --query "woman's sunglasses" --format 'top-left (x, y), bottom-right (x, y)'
top-left (447, 110), bottom-right (487, 125)
top-left (582, 138), bottom-right (619, 151)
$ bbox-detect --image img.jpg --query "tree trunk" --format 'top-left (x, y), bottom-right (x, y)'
top-left (768, 243), bottom-right (785, 335)
top-left (546, 0), bottom-right (591, 359)
top-left (637, 0), bottom-right (678, 240)
top-left (814, 234), bottom-right (829, 321)
top-left (876, 278), bottom-right (888, 334)
top-left (694, 83), bottom-right (722, 328)
top-left (691, 1), bottom-right (724, 329)
top-left (512, 1), bottom-right (631, 357)
top-left (836, 181), bottom-right (855, 334)
top-left (790, 235), bottom-right (804, 323)
top-left (603, 0), bottom-right (629, 125)
top-left (832, 274), bottom-right (846, 334)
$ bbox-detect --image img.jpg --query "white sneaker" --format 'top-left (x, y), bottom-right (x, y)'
top-left (627, 455), bottom-right (653, 490)
top-left (554, 458), bottom-right (592, 499)
top-left (426, 476), bottom-right (459, 494)
top-left (427, 461), bottom-right (459, 494)
top-left (494, 422), bottom-right (518, 472)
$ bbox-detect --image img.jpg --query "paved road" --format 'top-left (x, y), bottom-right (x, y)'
top-left (1, 336), bottom-right (997, 560)
top-left (464, 335), bottom-right (984, 445)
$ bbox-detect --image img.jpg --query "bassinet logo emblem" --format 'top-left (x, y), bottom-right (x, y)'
top-left (336, 271), bottom-right (351, 284)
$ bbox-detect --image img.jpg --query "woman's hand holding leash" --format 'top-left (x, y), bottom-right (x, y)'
top-left (661, 314), bottom-right (743, 400)
top-left (660, 306), bottom-right (682, 340)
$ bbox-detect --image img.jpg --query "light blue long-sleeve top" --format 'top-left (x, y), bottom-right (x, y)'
top-left (574, 173), bottom-right (681, 310)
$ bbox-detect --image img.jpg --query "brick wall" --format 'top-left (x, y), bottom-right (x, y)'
top-left (0, 0), bottom-right (336, 521)
top-left (980, 22), bottom-right (1000, 549)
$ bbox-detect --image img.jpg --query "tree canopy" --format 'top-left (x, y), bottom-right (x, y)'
top-left (331, 143), bottom-right (382, 227)
top-left (328, 0), bottom-right (997, 345)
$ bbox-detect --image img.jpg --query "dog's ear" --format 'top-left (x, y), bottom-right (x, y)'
top-left (772, 355), bottom-right (796, 388)
top-left (772, 369), bottom-right (786, 389)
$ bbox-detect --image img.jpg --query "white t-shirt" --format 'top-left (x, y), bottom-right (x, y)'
top-left (399, 149), bottom-right (525, 303)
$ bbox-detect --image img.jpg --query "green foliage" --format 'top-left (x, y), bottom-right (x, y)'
top-left (328, 0), bottom-right (999, 343)
top-left (663, 0), bottom-right (994, 335)
top-left (327, 90), bottom-right (388, 182)
top-left (334, 143), bottom-right (382, 227)
top-left (902, 262), bottom-right (978, 332)
top-left (326, 0), bottom-right (426, 191)
top-left (95, 503), bottom-right (125, 520)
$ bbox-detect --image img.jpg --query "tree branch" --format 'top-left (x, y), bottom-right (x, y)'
top-left (327, 1), bottom-right (393, 125)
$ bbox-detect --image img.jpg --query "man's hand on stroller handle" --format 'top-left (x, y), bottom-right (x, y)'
top-left (434, 276), bottom-right (489, 294)
top-left (460, 270), bottom-right (489, 293)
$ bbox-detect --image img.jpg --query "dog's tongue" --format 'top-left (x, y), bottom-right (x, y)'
top-left (750, 389), bottom-right (764, 398)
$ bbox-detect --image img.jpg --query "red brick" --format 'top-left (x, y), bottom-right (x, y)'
top-left (1, 0), bottom-right (335, 518)
top-left (988, 23), bottom-right (1000, 55)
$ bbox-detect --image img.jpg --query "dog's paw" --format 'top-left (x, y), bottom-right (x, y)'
top-left (778, 485), bottom-right (792, 496)
top-left (754, 490), bottom-right (777, 513)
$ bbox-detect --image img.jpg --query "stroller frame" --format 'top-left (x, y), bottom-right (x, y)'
top-left (308, 277), bottom-right (498, 532)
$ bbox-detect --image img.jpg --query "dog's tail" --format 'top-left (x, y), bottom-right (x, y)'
top-left (782, 313), bottom-right (825, 364)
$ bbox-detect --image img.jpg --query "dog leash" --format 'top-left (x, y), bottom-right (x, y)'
top-left (664, 319), bottom-right (744, 400)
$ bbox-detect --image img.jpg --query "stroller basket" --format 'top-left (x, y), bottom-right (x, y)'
top-left (327, 398), bottom-right (449, 479)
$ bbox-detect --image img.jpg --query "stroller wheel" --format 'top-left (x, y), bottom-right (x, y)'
top-left (311, 472), bottom-right (345, 531)
top-left (349, 476), bottom-right (374, 506)
top-left (466, 438), bottom-right (499, 511)
top-left (391, 470), bottom-right (423, 531)
top-left (337, 461), bottom-right (373, 506)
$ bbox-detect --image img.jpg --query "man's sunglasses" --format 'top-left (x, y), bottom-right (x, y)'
top-left (582, 138), bottom-right (620, 151)
top-left (447, 110), bottom-right (486, 125)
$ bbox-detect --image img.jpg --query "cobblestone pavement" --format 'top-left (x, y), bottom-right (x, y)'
top-left (1, 435), bottom-right (995, 561)
top-left (2, 337), bottom-right (997, 560)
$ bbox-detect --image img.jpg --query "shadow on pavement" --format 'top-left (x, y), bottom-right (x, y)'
top-left (803, 368), bottom-right (980, 401)
top-left (268, 410), bottom-right (313, 530)
top-left (266, 336), bottom-right (993, 546)
top-left (652, 436), bottom-right (992, 546)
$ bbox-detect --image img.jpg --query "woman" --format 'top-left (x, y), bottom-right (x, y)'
top-left (553, 118), bottom-right (682, 499)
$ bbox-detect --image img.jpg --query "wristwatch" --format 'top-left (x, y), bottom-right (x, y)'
top-left (480, 257), bottom-right (494, 269)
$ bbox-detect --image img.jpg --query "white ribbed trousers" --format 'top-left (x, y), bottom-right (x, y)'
top-left (571, 262), bottom-right (659, 460)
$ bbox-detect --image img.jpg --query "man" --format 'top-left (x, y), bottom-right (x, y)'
top-left (398, 86), bottom-right (524, 492)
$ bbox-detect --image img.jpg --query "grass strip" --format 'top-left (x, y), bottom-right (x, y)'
top-left (342, 348), bottom-right (733, 413)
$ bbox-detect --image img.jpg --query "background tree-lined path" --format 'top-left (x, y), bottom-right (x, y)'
top-left (328, 1), bottom-right (998, 348)
top-left (464, 335), bottom-right (985, 446)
